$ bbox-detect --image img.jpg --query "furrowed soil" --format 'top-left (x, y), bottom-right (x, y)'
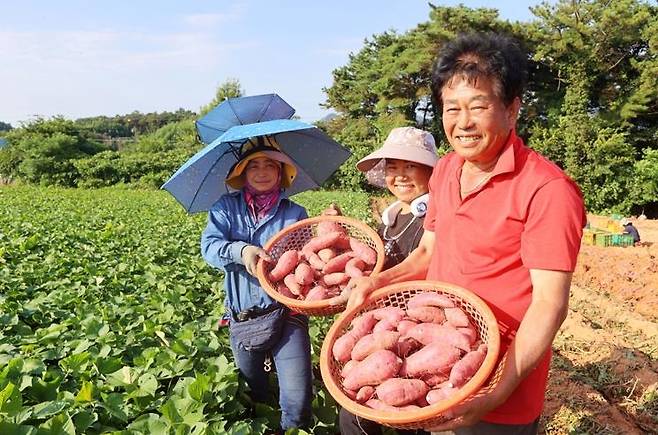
top-left (372, 199), bottom-right (657, 434)
top-left (546, 216), bottom-right (658, 434)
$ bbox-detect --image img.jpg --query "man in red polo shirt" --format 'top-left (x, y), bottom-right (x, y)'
top-left (347, 32), bottom-right (586, 434)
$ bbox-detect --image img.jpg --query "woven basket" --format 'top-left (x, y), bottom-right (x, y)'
top-left (256, 215), bottom-right (385, 316)
top-left (320, 280), bottom-right (500, 429)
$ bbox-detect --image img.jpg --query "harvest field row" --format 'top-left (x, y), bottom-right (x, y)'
top-left (0, 186), bottom-right (372, 434)
top-left (2, 186), bottom-right (656, 434)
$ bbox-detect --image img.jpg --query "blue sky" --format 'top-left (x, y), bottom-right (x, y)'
top-left (0, 1), bottom-right (549, 127)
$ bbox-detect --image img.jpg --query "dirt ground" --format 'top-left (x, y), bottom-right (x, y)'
top-left (545, 216), bottom-right (658, 434)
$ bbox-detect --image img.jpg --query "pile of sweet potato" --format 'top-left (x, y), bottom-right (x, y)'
top-left (332, 292), bottom-right (488, 411)
top-left (267, 221), bottom-right (378, 302)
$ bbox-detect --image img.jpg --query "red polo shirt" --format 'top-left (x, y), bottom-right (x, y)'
top-left (424, 132), bottom-right (586, 424)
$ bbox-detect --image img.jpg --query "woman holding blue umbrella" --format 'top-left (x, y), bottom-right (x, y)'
top-left (200, 136), bottom-right (312, 432)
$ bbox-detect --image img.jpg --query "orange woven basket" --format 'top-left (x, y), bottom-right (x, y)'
top-left (320, 280), bottom-right (500, 429)
top-left (256, 215), bottom-right (385, 316)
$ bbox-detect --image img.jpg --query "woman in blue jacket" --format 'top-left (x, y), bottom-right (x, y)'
top-left (200, 138), bottom-right (312, 432)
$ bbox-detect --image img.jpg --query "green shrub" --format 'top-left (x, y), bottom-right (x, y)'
top-left (75, 149), bottom-right (194, 188)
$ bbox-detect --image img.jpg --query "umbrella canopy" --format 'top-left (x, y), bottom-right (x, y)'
top-left (162, 119), bottom-right (351, 213)
top-left (195, 93), bottom-right (295, 145)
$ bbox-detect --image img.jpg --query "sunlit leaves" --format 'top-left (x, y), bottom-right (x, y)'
top-left (0, 185), bottom-right (373, 433)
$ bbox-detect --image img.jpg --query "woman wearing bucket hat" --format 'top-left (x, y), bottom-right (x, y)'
top-left (200, 137), bottom-right (313, 432)
top-left (336, 126), bottom-right (438, 435)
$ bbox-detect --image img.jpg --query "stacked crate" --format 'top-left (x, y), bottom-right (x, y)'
top-left (582, 230), bottom-right (596, 245)
top-left (611, 233), bottom-right (634, 247)
top-left (584, 216), bottom-right (634, 248)
top-left (594, 233), bottom-right (614, 247)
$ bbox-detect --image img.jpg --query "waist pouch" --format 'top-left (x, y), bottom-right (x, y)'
top-left (229, 306), bottom-right (288, 351)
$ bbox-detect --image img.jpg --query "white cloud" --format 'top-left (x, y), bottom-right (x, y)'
top-left (182, 2), bottom-right (246, 28)
top-left (0, 27), bottom-right (260, 125)
top-left (0, 29), bottom-right (258, 71)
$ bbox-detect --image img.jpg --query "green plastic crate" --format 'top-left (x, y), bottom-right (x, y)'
top-left (594, 233), bottom-right (613, 247)
top-left (611, 233), bottom-right (634, 247)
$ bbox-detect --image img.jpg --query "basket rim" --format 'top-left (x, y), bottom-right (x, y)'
top-left (319, 280), bottom-right (501, 426)
top-left (255, 215), bottom-right (386, 313)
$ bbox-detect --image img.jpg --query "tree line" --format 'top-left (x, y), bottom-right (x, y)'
top-left (320, 0), bottom-right (658, 216)
top-left (1, 1), bottom-right (656, 215)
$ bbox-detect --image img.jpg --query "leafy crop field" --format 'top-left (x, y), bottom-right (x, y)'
top-left (6, 186), bottom-right (655, 435)
top-left (0, 186), bottom-right (372, 434)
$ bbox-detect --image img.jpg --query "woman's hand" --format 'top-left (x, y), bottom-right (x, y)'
top-left (339, 276), bottom-right (380, 309)
top-left (241, 245), bottom-right (272, 276)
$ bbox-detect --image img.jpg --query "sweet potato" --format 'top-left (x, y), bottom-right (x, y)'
top-left (397, 319), bottom-right (418, 335)
top-left (307, 252), bottom-right (326, 270)
top-left (351, 312), bottom-right (378, 334)
top-left (396, 336), bottom-right (422, 357)
top-left (334, 235), bottom-right (352, 250)
top-left (276, 282), bottom-right (297, 299)
top-left (344, 388), bottom-right (357, 401)
top-left (407, 292), bottom-right (455, 309)
top-left (294, 263), bottom-right (314, 286)
top-left (404, 323), bottom-right (472, 352)
top-left (301, 232), bottom-right (346, 258)
top-left (375, 378), bottom-right (430, 407)
top-left (422, 373), bottom-right (449, 387)
top-left (317, 248), bottom-right (337, 262)
top-left (356, 385), bottom-right (376, 403)
top-left (399, 342), bottom-right (461, 378)
top-left (322, 252), bottom-right (355, 274)
top-left (332, 313), bottom-right (377, 363)
top-left (322, 272), bottom-right (350, 287)
top-left (269, 250), bottom-right (300, 281)
top-left (445, 307), bottom-right (470, 327)
top-left (341, 359), bottom-right (358, 378)
top-left (365, 398), bottom-right (421, 412)
top-left (351, 330), bottom-right (401, 361)
top-left (349, 237), bottom-right (377, 265)
top-left (458, 326), bottom-right (478, 345)
top-left (406, 306), bottom-right (446, 324)
top-left (305, 285), bottom-right (329, 301)
top-left (344, 257), bottom-right (366, 278)
top-left (371, 306), bottom-right (406, 324)
top-left (342, 349), bottom-right (402, 391)
top-left (373, 318), bottom-right (397, 332)
top-left (449, 344), bottom-right (487, 388)
top-left (326, 286), bottom-right (342, 298)
top-left (318, 220), bottom-right (347, 235)
top-left (426, 383), bottom-right (458, 405)
top-left (416, 395), bottom-right (429, 407)
top-left (283, 273), bottom-right (303, 296)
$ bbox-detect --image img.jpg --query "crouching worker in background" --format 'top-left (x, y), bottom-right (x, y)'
top-left (200, 138), bottom-right (312, 433)
top-left (621, 219), bottom-right (642, 246)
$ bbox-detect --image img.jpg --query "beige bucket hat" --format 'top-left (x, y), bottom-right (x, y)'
top-left (356, 127), bottom-right (438, 187)
top-left (225, 136), bottom-right (297, 189)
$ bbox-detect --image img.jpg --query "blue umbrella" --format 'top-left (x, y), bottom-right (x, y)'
top-left (196, 93), bottom-right (295, 145)
top-left (162, 119), bottom-right (351, 213)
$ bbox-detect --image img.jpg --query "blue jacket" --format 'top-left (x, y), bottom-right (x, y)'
top-left (200, 191), bottom-right (308, 316)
